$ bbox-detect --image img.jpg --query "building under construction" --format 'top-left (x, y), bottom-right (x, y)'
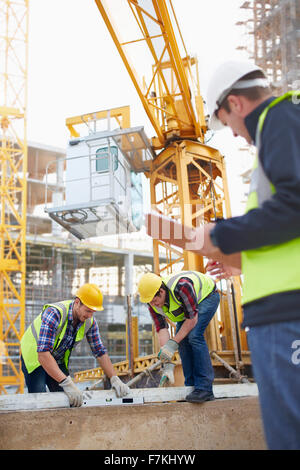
top-left (2, 140), bottom-right (158, 383)
top-left (238, 0), bottom-right (300, 94)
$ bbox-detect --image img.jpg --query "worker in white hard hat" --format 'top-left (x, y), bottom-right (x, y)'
top-left (21, 283), bottom-right (130, 406)
top-left (198, 60), bottom-right (300, 450)
top-left (138, 271), bottom-right (219, 403)
top-left (206, 60), bottom-right (269, 134)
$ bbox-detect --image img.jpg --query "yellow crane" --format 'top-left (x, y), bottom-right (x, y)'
top-left (75, 0), bottom-right (250, 384)
top-left (0, 0), bottom-right (29, 394)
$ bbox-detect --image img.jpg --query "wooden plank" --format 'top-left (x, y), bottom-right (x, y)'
top-left (145, 212), bottom-right (241, 268)
top-left (0, 384), bottom-right (258, 412)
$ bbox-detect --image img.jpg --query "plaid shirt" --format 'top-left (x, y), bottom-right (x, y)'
top-left (149, 277), bottom-right (199, 332)
top-left (37, 301), bottom-right (107, 361)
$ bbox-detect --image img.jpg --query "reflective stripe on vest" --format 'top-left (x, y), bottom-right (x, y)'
top-left (21, 300), bottom-right (93, 373)
top-left (241, 91), bottom-right (300, 305)
top-left (30, 301), bottom-right (68, 344)
top-left (151, 271), bottom-right (215, 322)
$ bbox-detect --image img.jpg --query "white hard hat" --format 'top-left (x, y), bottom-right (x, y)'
top-left (206, 60), bottom-right (268, 130)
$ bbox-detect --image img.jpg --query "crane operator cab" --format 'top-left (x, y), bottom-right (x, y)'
top-left (44, 116), bottom-right (154, 240)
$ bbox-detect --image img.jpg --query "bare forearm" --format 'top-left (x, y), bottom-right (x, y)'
top-left (174, 316), bottom-right (198, 344)
top-left (96, 353), bottom-right (116, 378)
top-left (38, 351), bottom-right (67, 383)
top-left (157, 328), bottom-right (170, 347)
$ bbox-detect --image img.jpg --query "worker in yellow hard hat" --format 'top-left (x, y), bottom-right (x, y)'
top-left (138, 270), bottom-right (219, 403)
top-left (21, 283), bottom-right (130, 407)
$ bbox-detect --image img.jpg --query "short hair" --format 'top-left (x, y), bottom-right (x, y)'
top-left (153, 283), bottom-right (164, 298)
top-left (75, 297), bottom-right (84, 306)
top-left (220, 70), bottom-right (272, 113)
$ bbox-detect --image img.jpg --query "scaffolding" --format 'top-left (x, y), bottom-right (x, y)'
top-left (0, 134), bottom-right (157, 393)
top-left (0, 0), bottom-right (29, 394)
top-left (237, 0), bottom-right (300, 94)
top-left (24, 235), bottom-right (156, 377)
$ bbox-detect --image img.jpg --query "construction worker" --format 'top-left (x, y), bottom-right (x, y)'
top-left (198, 60), bottom-right (300, 449)
top-left (20, 283), bottom-right (130, 406)
top-left (137, 271), bottom-right (220, 403)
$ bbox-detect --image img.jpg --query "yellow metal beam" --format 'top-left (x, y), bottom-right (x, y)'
top-left (66, 105), bottom-right (131, 137)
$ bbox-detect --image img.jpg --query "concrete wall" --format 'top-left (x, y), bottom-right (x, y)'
top-left (0, 396), bottom-right (266, 450)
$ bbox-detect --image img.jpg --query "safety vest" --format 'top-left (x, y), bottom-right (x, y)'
top-left (151, 271), bottom-right (215, 322)
top-left (241, 91), bottom-right (300, 304)
top-left (21, 300), bottom-right (94, 374)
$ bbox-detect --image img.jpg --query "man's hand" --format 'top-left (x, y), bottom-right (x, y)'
top-left (205, 259), bottom-right (242, 279)
top-left (110, 376), bottom-right (130, 397)
top-left (158, 339), bottom-right (179, 362)
top-left (60, 376), bottom-right (83, 407)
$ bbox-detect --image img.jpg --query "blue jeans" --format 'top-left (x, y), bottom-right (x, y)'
top-left (21, 355), bottom-right (69, 393)
top-left (247, 319), bottom-right (300, 450)
top-left (176, 290), bottom-right (220, 391)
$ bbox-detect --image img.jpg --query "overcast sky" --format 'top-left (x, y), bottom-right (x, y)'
top-left (27, 0), bottom-right (253, 215)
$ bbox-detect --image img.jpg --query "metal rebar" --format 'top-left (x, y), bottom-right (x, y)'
top-left (126, 360), bottom-right (163, 388)
top-left (226, 279), bottom-right (242, 374)
top-left (210, 351), bottom-right (249, 383)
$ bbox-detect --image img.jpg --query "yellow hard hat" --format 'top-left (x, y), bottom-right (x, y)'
top-left (138, 273), bottom-right (162, 303)
top-left (75, 283), bottom-right (104, 311)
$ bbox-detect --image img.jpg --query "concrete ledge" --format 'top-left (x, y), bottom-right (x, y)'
top-left (0, 396), bottom-right (266, 450)
top-left (0, 383), bottom-right (259, 411)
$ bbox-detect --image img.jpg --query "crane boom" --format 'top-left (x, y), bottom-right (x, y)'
top-left (95, 0), bottom-right (207, 149)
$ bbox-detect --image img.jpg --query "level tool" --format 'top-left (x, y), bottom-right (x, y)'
top-left (82, 395), bottom-right (144, 407)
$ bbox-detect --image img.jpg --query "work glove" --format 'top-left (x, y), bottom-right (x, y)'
top-left (159, 362), bottom-right (175, 387)
top-left (110, 375), bottom-right (130, 397)
top-left (158, 339), bottom-right (179, 362)
top-left (60, 376), bottom-right (83, 407)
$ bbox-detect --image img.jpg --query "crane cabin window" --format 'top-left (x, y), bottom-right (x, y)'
top-left (95, 146), bottom-right (118, 173)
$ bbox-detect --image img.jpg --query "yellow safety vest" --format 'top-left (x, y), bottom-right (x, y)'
top-left (151, 271), bottom-right (215, 322)
top-left (241, 91), bottom-right (300, 304)
top-left (21, 300), bottom-right (93, 373)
